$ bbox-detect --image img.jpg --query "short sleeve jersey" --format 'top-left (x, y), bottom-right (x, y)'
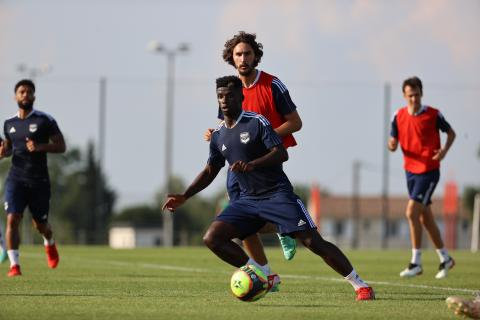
top-left (390, 105), bottom-right (451, 174)
top-left (208, 111), bottom-right (293, 199)
top-left (4, 109), bottom-right (62, 183)
top-left (218, 71), bottom-right (298, 148)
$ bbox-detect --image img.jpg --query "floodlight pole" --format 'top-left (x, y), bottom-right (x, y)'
top-left (381, 83), bottom-right (391, 249)
top-left (148, 42), bottom-right (189, 247)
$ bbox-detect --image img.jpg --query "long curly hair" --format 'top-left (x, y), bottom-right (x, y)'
top-left (222, 31), bottom-right (264, 68)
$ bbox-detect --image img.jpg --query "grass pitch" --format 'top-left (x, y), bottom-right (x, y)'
top-left (0, 246), bottom-right (479, 320)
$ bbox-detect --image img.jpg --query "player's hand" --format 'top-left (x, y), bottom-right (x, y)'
top-left (0, 141), bottom-right (6, 158)
top-left (26, 138), bottom-right (39, 152)
top-left (230, 160), bottom-right (254, 173)
top-left (432, 148), bottom-right (447, 161)
top-left (204, 128), bottom-right (214, 142)
top-left (162, 194), bottom-right (186, 212)
top-left (387, 137), bottom-right (398, 151)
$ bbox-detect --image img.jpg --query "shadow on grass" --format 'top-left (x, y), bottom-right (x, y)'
top-left (256, 303), bottom-right (341, 308)
top-left (380, 297), bottom-right (445, 301)
top-left (0, 293), bottom-right (103, 297)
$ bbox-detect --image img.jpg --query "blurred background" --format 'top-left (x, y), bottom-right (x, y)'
top-left (0, 0), bottom-right (479, 249)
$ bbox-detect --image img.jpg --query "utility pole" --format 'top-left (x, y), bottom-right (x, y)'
top-left (148, 41), bottom-right (189, 247)
top-left (381, 83), bottom-right (391, 249)
top-left (95, 76), bottom-right (107, 244)
top-left (351, 160), bottom-right (361, 249)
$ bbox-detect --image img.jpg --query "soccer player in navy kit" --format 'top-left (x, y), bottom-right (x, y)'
top-left (0, 79), bottom-right (66, 277)
top-left (164, 76), bottom-right (375, 300)
top-left (204, 32), bottom-right (299, 289)
top-left (389, 76), bottom-right (456, 279)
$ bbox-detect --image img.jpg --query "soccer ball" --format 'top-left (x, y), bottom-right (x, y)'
top-left (230, 264), bottom-right (268, 302)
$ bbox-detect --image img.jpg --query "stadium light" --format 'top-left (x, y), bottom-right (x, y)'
top-left (148, 41), bottom-right (190, 247)
top-left (17, 63), bottom-right (52, 81)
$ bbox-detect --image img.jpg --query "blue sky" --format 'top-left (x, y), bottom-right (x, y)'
top-left (1, 0), bottom-right (479, 208)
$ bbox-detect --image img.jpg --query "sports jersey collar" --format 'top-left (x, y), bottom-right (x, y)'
top-left (16, 108), bottom-right (36, 119)
top-left (224, 111), bottom-right (245, 129)
top-left (243, 69), bottom-right (261, 88)
top-left (409, 105), bottom-right (426, 116)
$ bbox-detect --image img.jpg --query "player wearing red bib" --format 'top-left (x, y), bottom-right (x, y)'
top-left (388, 76), bottom-right (456, 279)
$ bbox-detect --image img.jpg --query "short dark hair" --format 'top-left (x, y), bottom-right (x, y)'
top-left (14, 79), bottom-right (35, 93)
top-left (216, 76), bottom-right (242, 92)
top-left (222, 31), bottom-right (264, 68)
top-left (402, 76), bottom-right (423, 94)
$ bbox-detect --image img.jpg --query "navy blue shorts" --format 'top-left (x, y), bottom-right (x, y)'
top-left (406, 169), bottom-right (440, 206)
top-left (216, 191), bottom-right (317, 240)
top-left (4, 179), bottom-right (51, 223)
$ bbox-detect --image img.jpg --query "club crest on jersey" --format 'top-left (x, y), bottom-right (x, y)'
top-left (240, 132), bottom-right (250, 144)
top-left (29, 124), bottom-right (38, 133)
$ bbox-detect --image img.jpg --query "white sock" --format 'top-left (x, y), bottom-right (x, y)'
top-left (43, 236), bottom-right (55, 246)
top-left (411, 248), bottom-right (422, 265)
top-left (7, 250), bottom-right (19, 267)
top-left (436, 248), bottom-right (449, 263)
top-left (344, 269), bottom-right (369, 290)
top-left (247, 258), bottom-right (271, 276)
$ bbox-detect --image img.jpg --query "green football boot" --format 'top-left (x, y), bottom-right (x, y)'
top-left (277, 234), bottom-right (296, 261)
top-left (0, 249), bottom-right (7, 264)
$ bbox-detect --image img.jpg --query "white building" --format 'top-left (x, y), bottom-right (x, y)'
top-left (109, 222), bottom-right (163, 249)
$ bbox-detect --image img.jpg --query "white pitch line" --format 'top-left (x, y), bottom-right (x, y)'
top-left (101, 259), bottom-right (480, 294)
top-left (23, 253), bottom-right (478, 294)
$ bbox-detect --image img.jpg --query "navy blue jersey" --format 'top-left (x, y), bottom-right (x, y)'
top-left (208, 111), bottom-right (293, 199)
top-left (3, 109), bottom-right (61, 183)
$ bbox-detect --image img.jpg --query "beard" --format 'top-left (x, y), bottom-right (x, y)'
top-left (18, 101), bottom-right (33, 111)
top-left (237, 64), bottom-right (255, 77)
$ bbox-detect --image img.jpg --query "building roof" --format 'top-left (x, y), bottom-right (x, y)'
top-left (319, 196), bottom-right (469, 219)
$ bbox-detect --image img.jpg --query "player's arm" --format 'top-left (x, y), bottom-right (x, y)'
top-left (433, 128), bottom-right (456, 161)
top-left (432, 112), bottom-right (456, 161)
top-left (230, 144), bottom-right (288, 173)
top-left (0, 138), bottom-right (12, 159)
top-left (163, 134), bottom-right (225, 212)
top-left (274, 110), bottom-right (302, 137)
top-left (388, 113), bottom-right (399, 152)
top-left (271, 79), bottom-right (302, 137)
top-left (26, 133), bottom-right (66, 153)
top-left (162, 164), bottom-right (222, 212)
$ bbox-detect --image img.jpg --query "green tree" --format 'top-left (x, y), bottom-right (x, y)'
top-left (52, 141), bottom-right (115, 244)
top-left (154, 175), bottom-right (223, 245)
top-left (112, 205), bottom-right (162, 227)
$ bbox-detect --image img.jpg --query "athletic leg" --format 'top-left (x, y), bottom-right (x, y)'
top-left (406, 199), bottom-right (424, 249)
top-left (294, 229), bottom-right (353, 276)
top-left (6, 213), bottom-right (22, 276)
top-left (420, 206), bottom-right (455, 278)
top-left (242, 233), bottom-right (268, 265)
top-left (293, 229), bottom-right (374, 300)
top-left (399, 200), bottom-right (425, 277)
top-left (420, 205), bottom-right (444, 249)
top-left (203, 220), bottom-right (249, 268)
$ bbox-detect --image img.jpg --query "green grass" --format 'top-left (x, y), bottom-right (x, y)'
top-left (0, 246), bottom-right (479, 320)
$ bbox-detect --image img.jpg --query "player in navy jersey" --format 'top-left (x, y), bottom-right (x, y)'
top-left (164, 76), bottom-right (375, 300)
top-left (205, 32), bottom-right (299, 284)
top-left (0, 79), bottom-right (66, 277)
